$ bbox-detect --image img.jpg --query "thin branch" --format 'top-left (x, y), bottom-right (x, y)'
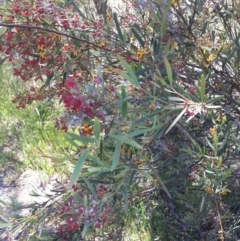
top-left (0, 22), bottom-right (104, 50)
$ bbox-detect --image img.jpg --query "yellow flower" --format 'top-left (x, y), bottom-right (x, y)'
top-left (40, 52), bottom-right (47, 59)
top-left (138, 163), bottom-right (143, 168)
top-left (216, 82), bottom-right (223, 90)
top-left (137, 49), bottom-right (146, 59)
top-left (142, 158), bottom-right (147, 163)
top-left (218, 230), bottom-right (224, 240)
top-left (29, 228), bottom-right (35, 235)
top-left (149, 103), bottom-right (155, 110)
top-left (209, 126), bottom-right (217, 138)
top-left (36, 45), bottom-right (45, 52)
top-left (146, 26), bottom-right (153, 32)
top-left (164, 207), bottom-right (169, 212)
top-left (53, 34), bottom-right (62, 41)
top-left (122, 126), bottom-right (130, 132)
top-left (71, 51), bottom-right (78, 57)
top-left (144, 45), bottom-right (152, 54)
top-left (63, 43), bottom-right (72, 51)
top-left (108, 66), bottom-right (114, 72)
top-left (224, 43), bottom-right (232, 50)
top-left (205, 186), bottom-right (214, 194)
top-left (153, 178), bottom-right (159, 185)
top-left (82, 123), bottom-right (93, 135)
top-left (98, 42), bottom-right (108, 48)
top-left (206, 54), bottom-right (215, 63)
top-left (220, 190), bottom-right (227, 195)
top-left (171, 0), bottom-right (181, 8)
top-left (106, 12), bottom-right (112, 22)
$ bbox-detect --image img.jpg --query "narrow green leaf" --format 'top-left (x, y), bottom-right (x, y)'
top-left (99, 138), bottom-right (103, 161)
top-left (65, 132), bottom-right (96, 143)
top-left (70, 0), bottom-right (86, 19)
top-left (68, 151), bottom-right (88, 188)
top-left (164, 38), bottom-right (172, 57)
top-left (153, 170), bottom-right (171, 199)
top-left (213, 135), bottom-right (218, 153)
top-left (127, 127), bottom-right (155, 137)
top-left (196, 0), bottom-right (202, 13)
top-left (83, 178), bottom-right (97, 199)
top-left (123, 29), bottom-right (127, 43)
top-left (200, 195), bottom-right (205, 212)
top-left (94, 117), bottom-right (101, 140)
top-left (131, 28), bottom-right (145, 48)
top-left (102, 0), bottom-right (108, 24)
top-left (129, 169), bottom-right (137, 185)
top-left (109, 134), bottom-right (142, 149)
top-left (135, 111), bottom-right (161, 124)
top-left (64, 135), bottom-right (79, 149)
top-left (137, 169), bottom-right (153, 181)
top-left (111, 140), bottom-right (121, 171)
top-left (0, 199), bottom-right (8, 206)
top-left (115, 177), bottom-right (125, 192)
top-left (205, 137), bottom-right (215, 152)
top-left (122, 185), bottom-right (128, 215)
top-left (81, 223), bottom-right (91, 237)
top-left (157, 76), bottom-right (168, 86)
top-left (88, 167), bottom-right (110, 172)
top-left (72, 192), bottom-right (84, 203)
top-left (117, 56), bottom-right (139, 87)
top-left (160, 0), bottom-right (171, 37)
top-left (218, 130), bottom-right (229, 153)
top-left (114, 68), bottom-right (137, 86)
top-left (114, 167), bottom-right (130, 178)
top-left (130, 62), bottom-right (136, 72)
top-left (200, 74), bottom-right (206, 101)
top-left (98, 161), bottom-right (111, 168)
top-left (168, 96), bottom-right (185, 102)
top-left (86, 154), bottom-right (101, 164)
top-left (79, 171), bottom-right (98, 178)
top-left (83, 195), bottom-right (88, 208)
top-left (164, 56), bottom-right (173, 85)
top-left (200, 46), bottom-right (212, 52)
top-left (113, 12), bottom-right (124, 42)
top-left (206, 96), bottom-right (223, 104)
top-left (115, 96), bottom-right (132, 106)
top-left (0, 221), bottom-right (12, 229)
top-left (165, 107), bottom-right (187, 134)
top-left (172, 82), bottom-right (200, 102)
top-left (121, 86), bottom-right (128, 118)
top-left (176, 123), bottom-right (202, 152)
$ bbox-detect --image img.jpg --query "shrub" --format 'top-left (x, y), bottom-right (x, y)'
top-left (1, 0), bottom-right (240, 240)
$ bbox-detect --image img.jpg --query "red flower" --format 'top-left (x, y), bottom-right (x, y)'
top-left (12, 5), bottom-right (20, 14)
top-left (13, 68), bottom-right (21, 76)
top-left (6, 31), bottom-right (14, 41)
top-left (81, 24), bottom-right (87, 30)
top-left (95, 221), bottom-right (101, 229)
top-left (65, 77), bottom-right (77, 89)
top-left (84, 106), bottom-right (94, 118)
top-left (66, 222), bottom-right (80, 231)
top-left (62, 94), bottom-right (85, 112)
top-left (61, 20), bottom-right (70, 28)
top-left (73, 96), bottom-right (85, 112)
top-left (186, 109), bottom-right (195, 116)
top-left (96, 76), bottom-right (102, 85)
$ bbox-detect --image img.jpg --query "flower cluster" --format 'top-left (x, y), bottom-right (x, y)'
top-left (171, 0), bottom-right (181, 8)
top-left (133, 157), bottom-right (147, 168)
top-left (56, 185), bottom-right (113, 240)
top-left (136, 46), bottom-right (151, 59)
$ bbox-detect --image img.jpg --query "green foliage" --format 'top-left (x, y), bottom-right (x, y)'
top-left (0, 64), bottom-right (70, 174)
